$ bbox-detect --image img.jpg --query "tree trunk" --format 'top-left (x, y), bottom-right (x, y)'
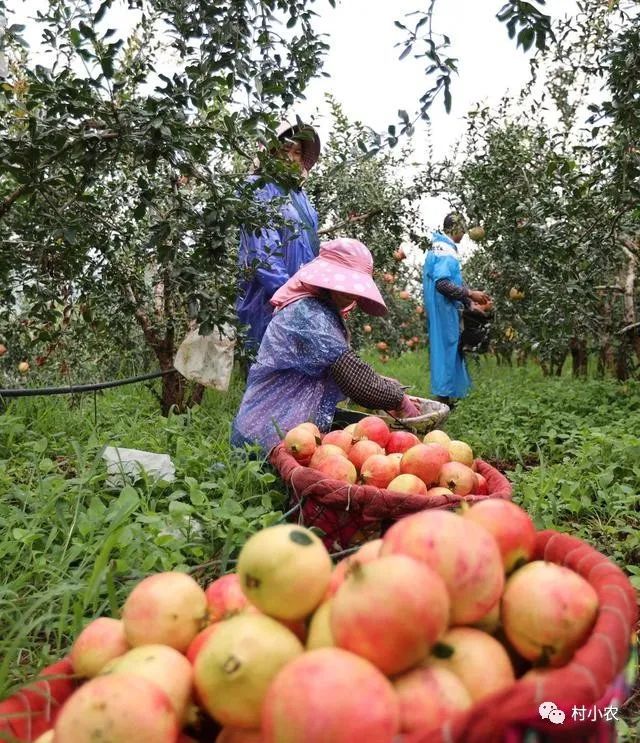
top-left (618, 241), bottom-right (640, 372)
top-left (615, 344), bottom-right (629, 381)
top-left (569, 338), bottom-right (588, 377)
top-left (597, 294), bottom-right (615, 378)
top-left (551, 351), bottom-right (567, 377)
top-left (188, 383), bottom-right (205, 407)
top-left (125, 281), bottom-right (188, 416)
top-left (496, 350), bottom-right (513, 367)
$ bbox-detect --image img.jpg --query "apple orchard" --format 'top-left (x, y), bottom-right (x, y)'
top-left (0, 1), bottom-right (639, 742)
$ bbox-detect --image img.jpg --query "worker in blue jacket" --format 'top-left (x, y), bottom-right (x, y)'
top-left (236, 121), bottom-right (321, 358)
top-left (423, 213), bottom-right (492, 408)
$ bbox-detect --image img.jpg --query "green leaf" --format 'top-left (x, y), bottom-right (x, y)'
top-left (133, 202), bottom-right (147, 221)
top-left (444, 85), bottom-right (452, 114)
top-left (78, 21), bottom-right (95, 40)
top-left (518, 28), bottom-right (535, 53)
top-left (94, 0), bottom-right (111, 24)
top-left (101, 56), bottom-right (114, 79)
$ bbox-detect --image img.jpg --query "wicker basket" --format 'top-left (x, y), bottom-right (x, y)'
top-left (269, 443), bottom-right (512, 552)
top-left (378, 396), bottom-right (450, 435)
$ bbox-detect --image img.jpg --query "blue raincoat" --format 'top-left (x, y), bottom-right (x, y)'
top-left (423, 231), bottom-right (471, 399)
top-left (236, 179), bottom-right (319, 353)
top-left (231, 297), bottom-right (349, 455)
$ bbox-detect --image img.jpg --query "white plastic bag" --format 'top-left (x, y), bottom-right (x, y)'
top-left (173, 323), bottom-right (235, 391)
top-left (102, 446), bottom-right (176, 489)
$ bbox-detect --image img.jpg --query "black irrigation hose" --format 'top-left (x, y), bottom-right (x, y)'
top-left (0, 368), bottom-right (177, 398)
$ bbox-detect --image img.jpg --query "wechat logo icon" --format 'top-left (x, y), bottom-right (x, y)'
top-left (539, 701), bottom-right (566, 725)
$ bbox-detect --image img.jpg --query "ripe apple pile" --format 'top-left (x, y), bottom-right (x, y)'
top-left (45, 503), bottom-right (600, 743)
top-left (283, 416), bottom-right (487, 498)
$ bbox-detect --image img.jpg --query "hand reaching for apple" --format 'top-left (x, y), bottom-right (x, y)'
top-left (468, 289), bottom-right (492, 305)
top-left (469, 300), bottom-right (493, 314)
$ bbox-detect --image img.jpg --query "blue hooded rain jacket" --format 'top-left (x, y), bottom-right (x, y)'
top-left (422, 231), bottom-right (471, 399)
top-left (236, 179), bottom-right (319, 353)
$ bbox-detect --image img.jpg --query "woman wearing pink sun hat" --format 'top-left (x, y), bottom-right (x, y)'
top-left (231, 238), bottom-right (421, 455)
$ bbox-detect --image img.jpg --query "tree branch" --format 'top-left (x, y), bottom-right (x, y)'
top-left (0, 183), bottom-right (31, 219)
top-left (620, 235), bottom-right (639, 259)
top-left (124, 283), bottom-right (161, 350)
top-left (317, 208), bottom-right (383, 237)
top-left (617, 321), bottom-right (640, 336)
top-left (0, 131), bottom-right (120, 221)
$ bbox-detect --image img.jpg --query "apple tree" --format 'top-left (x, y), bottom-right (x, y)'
top-left (305, 98), bottom-right (430, 360)
top-left (0, 0), bottom-right (330, 411)
top-left (422, 0), bottom-right (640, 379)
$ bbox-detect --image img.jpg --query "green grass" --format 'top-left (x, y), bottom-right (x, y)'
top-left (0, 376), bottom-right (288, 697)
top-left (368, 351), bottom-right (640, 571)
top-left (1, 352), bottom-right (638, 736)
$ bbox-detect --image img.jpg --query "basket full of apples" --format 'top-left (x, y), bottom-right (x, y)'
top-left (1, 506), bottom-right (636, 743)
top-left (269, 415), bottom-right (512, 552)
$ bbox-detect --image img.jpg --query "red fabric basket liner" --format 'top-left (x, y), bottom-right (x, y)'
top-left (270, 443), bottom-right (512, 549)
top-left (0, 658), bottom-right (74, 742)
top-left (406, 529), bottom-right (638, 743)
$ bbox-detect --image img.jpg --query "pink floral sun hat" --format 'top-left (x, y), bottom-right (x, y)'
top-left (271, 238), bottom-right (388, 317)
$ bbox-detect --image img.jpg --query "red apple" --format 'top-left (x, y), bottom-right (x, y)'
top-left (387, 474), bottom-right (428, 496)
top-left (462, 499), bottom-right (536, 573)
top-left (386, 431), bottom-right (420, 455)
top-left (322, 430), bottom-right (354, 454)
top-left (400, 444), bottom-right (450, 487)
top-left (353, 416), bottom-right (391, 448)
top-left (438, 462), bottom-right (476, 496)
top-left (348, 440), bottom-right (384, 472)
top-left (315, 455), bottom-right (357, 484)
top-left (360, 454), bottom-right (397, 489)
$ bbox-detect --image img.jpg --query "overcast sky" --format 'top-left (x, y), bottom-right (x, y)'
top-left (311, 0), bottom-right (579, 255)
top-left (11, 0), bottom-right (578, 252)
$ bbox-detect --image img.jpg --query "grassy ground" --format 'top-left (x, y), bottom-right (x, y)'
top-left (1, 351), bottom-right (638, 735)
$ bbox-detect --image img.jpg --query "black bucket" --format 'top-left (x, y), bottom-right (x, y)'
top-left (460, 308), bottom-right (493, 354)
